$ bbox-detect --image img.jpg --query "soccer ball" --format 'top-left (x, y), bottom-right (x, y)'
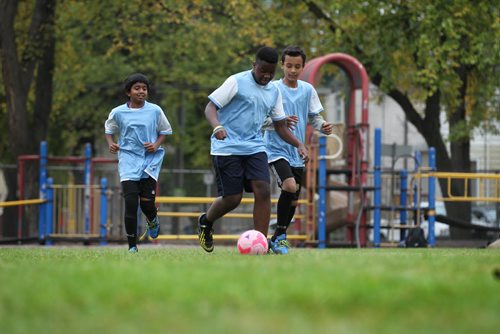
top-left (237, 229), bottom-right (268, 255)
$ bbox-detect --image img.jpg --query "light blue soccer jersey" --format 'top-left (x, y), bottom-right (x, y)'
top-left (105, 101), bottom-right (172, 181)
top-left (265, 79), bottom-right (323, 167)
top-left (208, 70), bottom-right (285, 155)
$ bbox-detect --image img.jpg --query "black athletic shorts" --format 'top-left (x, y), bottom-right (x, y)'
top-left (269, 158), bottom-right (304, 189)
top-left (212, 152), bottom-right (270, 196)
top-left (121, 176), bottom-right (157, 200)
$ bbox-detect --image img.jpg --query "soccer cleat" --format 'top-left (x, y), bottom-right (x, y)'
top-left (267, 239), bottom-right (274, 254)
top-left (198, 213), bottom-right (214, 253)
top-left (128, 246), bottom-right (138, 253)
top-left (269, 234), bottom-right (290, 255)
top-left (146, 216), bottom-right (160, 239)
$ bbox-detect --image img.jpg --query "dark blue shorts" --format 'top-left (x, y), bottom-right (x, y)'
top-left (269, 158), bottom-right (304, 190)
top-left (212, 152), bottom-right (270, 196)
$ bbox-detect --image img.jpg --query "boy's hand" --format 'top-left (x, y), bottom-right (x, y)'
top-left (286, 115), bottom-right (299, 130)
top-left (298, 143), bottom-right (309, 163)
top-left (144, 142), bottom-right (158, 152)
top-left (108, 143), bottom-right (119, 154)
top-left (213, 125), bottom-right (227, 140)
top-left (321, 122), bottom-right (333, 135)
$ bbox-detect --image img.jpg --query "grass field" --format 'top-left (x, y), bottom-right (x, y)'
top-left (1, 245), bottom-right (499, 334)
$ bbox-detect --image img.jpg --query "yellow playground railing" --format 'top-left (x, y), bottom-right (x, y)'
top-left (154, 196), bottom-right (310, 241)
top-left (0, 198), bottom-right (46, 207)
top-left (413, 171), bottom-right (500, 203)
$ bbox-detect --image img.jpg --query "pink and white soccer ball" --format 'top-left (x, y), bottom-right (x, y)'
top-left (237, 229), bottom-right (268, 255)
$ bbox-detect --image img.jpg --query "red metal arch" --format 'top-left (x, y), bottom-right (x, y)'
top-left (300, 53), bottom-right (369, 125)
top-left (300, 53), bottom-right (370, 245)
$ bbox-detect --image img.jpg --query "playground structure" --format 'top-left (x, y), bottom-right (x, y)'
top-left (6, 140), bottom-right (314, 245)
top-left (301, 53), bottom-right (370, 247)
top-left (3, 129), bottom-right (499, 247)
top-left (1, 53), bottom-right (499, 246)
top-left (301, 53), bottom-right (499, 246)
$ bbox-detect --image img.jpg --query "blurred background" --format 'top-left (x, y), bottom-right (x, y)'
top-left (1, 0), bottom-right (498, 243)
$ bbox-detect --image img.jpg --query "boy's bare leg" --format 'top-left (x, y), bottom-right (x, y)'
top-left (251, 180), bottom-right (271, 236)
top-left (206, 193), bottom-right (242, 222)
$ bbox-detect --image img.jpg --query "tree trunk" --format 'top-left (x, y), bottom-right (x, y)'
top-left (0, 0), bottom-right (56, 240)
top-left (32, 0), bottom-right (56, 144)
top-left (390, 88), bottom-right (474, 239)
top-left (446, 65), bottom-right (472, 238)
top-left (0, 1), bottom-right (32, 159)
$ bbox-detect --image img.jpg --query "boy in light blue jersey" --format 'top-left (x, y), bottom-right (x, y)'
top-left (105, 73), bottom-right (172, 253)
top-left (198, 46), bottom-right (308, 253)
top-left (264, 46), bottom-right (333, 254)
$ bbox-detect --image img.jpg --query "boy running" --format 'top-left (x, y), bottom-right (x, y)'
top-left (105, 73), bottom-right (172, 253)
top-left (198, 46), bottom-right (308, 253)
top-left (265, 46), bottom-right (333, 254)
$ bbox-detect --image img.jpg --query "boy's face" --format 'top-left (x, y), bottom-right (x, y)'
top-left (252, 60), bottom-right (277, 86)
top-left (282, 55), bottom-right (304, 83)
top-left (127, 82), bottom-right (148, 106)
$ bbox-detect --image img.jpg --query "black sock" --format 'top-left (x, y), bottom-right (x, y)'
top-left (127, 234), bottom-right (137, 248)
top-left (272, 225), bottom-right (288, 241)
top-left (123, 193), bottom-right (139, 249)
top-left (200, 213), bottom-right (214, 230)
top-left (287, 205), bottom-right (297, 227)
top-left (273, 190), bottom-right (295, 241)
top-left (124, 214), bottom-right (138, 248)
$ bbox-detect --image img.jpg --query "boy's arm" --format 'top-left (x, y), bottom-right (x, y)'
top-left (261, 117), bottom-right (273, 131)
top-left (104, 112), bottom-right (120, 154)
top-left (105, 134), bottom-right (119, 154)
top-left (309, 113), bottom-right (333, 135)
top-left (308, 86), bottom-right (333, 134)
top-left (205, 101), bottom-right (226, 140)
top-left (145, 108), bottom-right (172, 152)
top-left (274, 119), bottom-right (309, 162)
top-left (262, 115), bottom-right (298, 131)
top-left (144, 134), bottom-right (166, 152)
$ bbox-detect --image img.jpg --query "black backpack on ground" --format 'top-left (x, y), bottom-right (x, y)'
top-left (405, 227), bottom-right (428, 248)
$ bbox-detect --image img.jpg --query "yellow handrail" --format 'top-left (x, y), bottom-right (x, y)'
top-left (0, 199), bottom-right (46, 207)
top-left (156, 196), bottom-right (307, 205)
top-left (413, 171), bottom-right (500, 203)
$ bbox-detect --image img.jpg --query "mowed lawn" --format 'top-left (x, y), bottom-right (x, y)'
top-left (0, 246), bottom-right (499, 334)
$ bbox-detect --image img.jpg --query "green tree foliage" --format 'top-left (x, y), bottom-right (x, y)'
top-left (301, 0), bottom-right (499, 151)
top-left (298, 0), bottom-right (499, 236)
top-left (51, 0), bottom-right (306, 166)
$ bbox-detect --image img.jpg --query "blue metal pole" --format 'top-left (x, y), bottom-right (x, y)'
top-left (39, 141), bottom-right (48, 242)
top-left (317, 136), bottom-right (327, 249)
top-left (373, 128), bottom-right (382, 247)
top-left (99, 178), bottom-right (108, 246)
top-left (45, 178), bottom-right (54, 246)
top-left (414, 151), bottom-right (422, 171)
top-left (400, 170), bottom-right (408, 242)
top-left (83, 143), bottom-right (92, 236)
top-left (413, 151), bottom-right (421, 226)
top-left (428, 148), bottom-right (436, 247)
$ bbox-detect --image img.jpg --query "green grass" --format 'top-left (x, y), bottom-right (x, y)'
top-left (1, 246), bottom-right (499, 334)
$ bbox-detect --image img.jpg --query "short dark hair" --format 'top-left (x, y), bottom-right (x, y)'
top-left (281, 46), bottom-right (306, 66)
top-left (255, 46), bottom-right (279, 64)
top-left (124, 73), bottom-right (150, 93)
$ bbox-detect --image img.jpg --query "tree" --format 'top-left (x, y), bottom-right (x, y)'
top-left (299, 0), bottom-right (499, 237)
top-left (0, 0), bottom-right (56, 160)
top-left (0, 0), bottom-right (56, 236)
top-left (50, 1), bottom-right (306, 164)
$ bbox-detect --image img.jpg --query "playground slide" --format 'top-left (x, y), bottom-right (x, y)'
top-left (435, 214), bottom-right (500, 233)
top-left (326, 181), bottom-right (362, 231)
